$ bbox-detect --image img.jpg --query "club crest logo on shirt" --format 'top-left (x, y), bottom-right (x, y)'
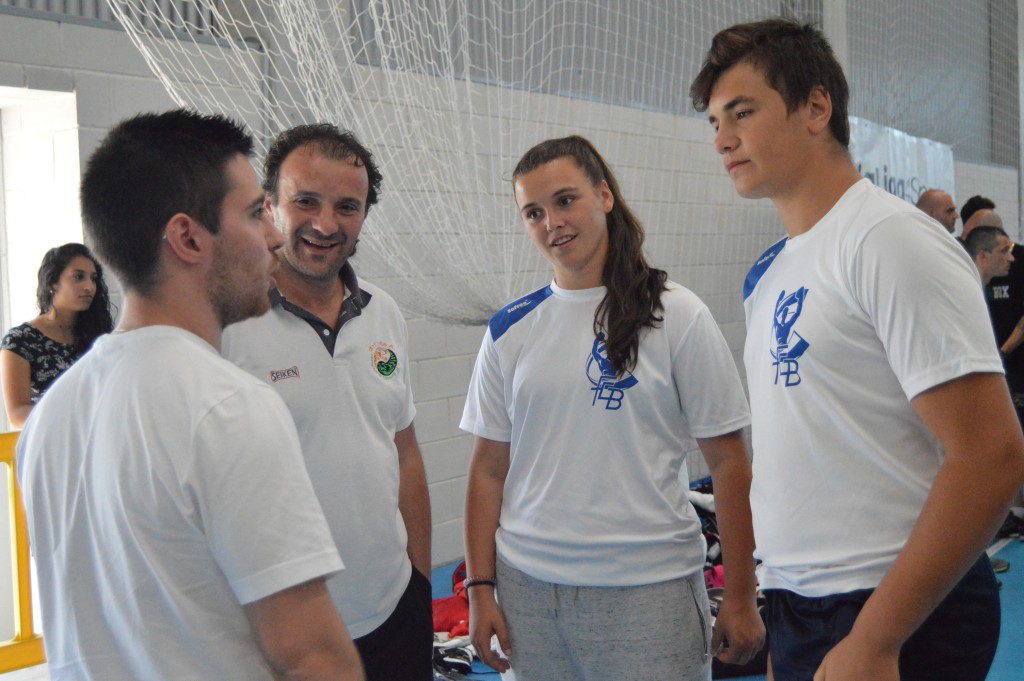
top-left (586, 334), bottom-right (638, 410)
top-left (369, 341), bottom-right (399, 378)
top-left (771, 287), bottom-right (810, 387)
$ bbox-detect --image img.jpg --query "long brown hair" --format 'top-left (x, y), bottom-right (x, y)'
top-left (36, 242), bottom-right (114, 354)
top-left (513, 135), bottom-right (667, 375)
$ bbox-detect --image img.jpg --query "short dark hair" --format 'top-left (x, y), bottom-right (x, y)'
top-left (966, 225), bottom-right (1009, 259)
top-left (80, 109), bottom-right (254, 294)
top-left (36, 242), bottom-right (114, 353)
top-left (690, 18), bottom-right (851, 147)
top-left (263, 124), bottom-right (383, 214)
top-left (960, 195), bottom-right (996, 227)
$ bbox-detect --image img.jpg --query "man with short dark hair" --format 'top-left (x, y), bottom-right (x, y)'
top-left (17, 110), bottom-right (364, 680)
top-left (223, 124), bottom-right (433, 681)
top-left (967, 201), bottom-right (1024, 426)
top-left (967, 225), bottom-right (1015, 285)
top-left (915, 188), bottom-right (958, 234)
top-left (692, 18), bottom-right (1024, 681)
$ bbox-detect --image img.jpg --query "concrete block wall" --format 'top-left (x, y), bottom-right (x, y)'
top-left (0, 11), bottom-right (1019, 572)
top-left (955, 162), bottom-right (1020, 239)
top-left (406, 318), bottom-right (484, 564)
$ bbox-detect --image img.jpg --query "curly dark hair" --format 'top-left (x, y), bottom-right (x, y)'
top-left (263, 123), bottom-right (383, 214)
top-left (513, 135), bottom-right (667, 376)
top-left (37, 242), bottom-right (115, 354)
top-left (960, 195), bottom-right (996, 227)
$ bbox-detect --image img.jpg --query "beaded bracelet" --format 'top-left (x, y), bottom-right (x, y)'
top-left (463, 577), bottom-right (496, 589)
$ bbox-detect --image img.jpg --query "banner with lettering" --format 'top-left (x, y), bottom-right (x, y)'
top-left (848, 116), bottom-right (954, 204)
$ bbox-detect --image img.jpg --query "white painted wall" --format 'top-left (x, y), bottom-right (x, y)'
top-left (1, 91), bottom-right (83, 333)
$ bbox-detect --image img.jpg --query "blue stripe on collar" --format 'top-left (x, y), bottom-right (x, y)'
top-left (743, 237), bottom-right (787, 301)
top-left (489, 285), bottom-right (553, 341)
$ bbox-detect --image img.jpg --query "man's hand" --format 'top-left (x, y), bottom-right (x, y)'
top-left (812, 632), bottom-right (899, 681)
top-left (712, 594), bottom-right (765, 665)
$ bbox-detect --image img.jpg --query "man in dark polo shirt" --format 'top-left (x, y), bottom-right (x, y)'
top-left (975, 206), bottom-right (1024, 425)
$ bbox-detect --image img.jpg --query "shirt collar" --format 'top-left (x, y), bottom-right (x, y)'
top-left (269, 261), bottom-right (371, 310)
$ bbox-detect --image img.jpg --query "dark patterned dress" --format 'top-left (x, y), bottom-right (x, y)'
top-left (1, 323), bottom-right (79, 403)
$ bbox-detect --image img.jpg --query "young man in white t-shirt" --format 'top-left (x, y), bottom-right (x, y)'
top-left (17, 110), bottom-right (364, 681)
top-left (690, 18), bottom-right (1024, 681)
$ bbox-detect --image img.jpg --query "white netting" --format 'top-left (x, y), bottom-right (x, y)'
top-left (96, 0), bottom-right (1017, 324)
top-left (845, 0), bottom-right (1019, 168)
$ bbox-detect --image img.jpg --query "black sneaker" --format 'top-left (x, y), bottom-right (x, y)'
top-left (992, 557), bottom-right (1010, 574)
top-left (996, 512), bottom-right (1024, 539)
top-left (433, 646), bottom-right (473, 675)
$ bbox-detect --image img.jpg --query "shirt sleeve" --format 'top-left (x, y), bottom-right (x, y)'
top-left (189, 384), bottom-right (343, 605)
top-left (396, 313), bottom-right (416, 431)
top-left (460, 329), bottom-right (513, 442)
top-left (1, 325), bottom-right (32, 362)
top-left (670, 297), bottom-right (751, 438)
top-left (848, 212), bottom-right (1004, 400)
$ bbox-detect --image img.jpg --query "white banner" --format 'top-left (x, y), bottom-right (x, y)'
top-left (848, 116), bottom-right (955, 204)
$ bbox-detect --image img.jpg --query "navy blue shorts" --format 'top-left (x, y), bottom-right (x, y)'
top-left (763, 554), bottom-right (1000, 681)
top-left (354, 567), bottom-right (434, 681)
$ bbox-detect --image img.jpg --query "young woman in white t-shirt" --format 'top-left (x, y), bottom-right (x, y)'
top-left (461, 136), bottom-right (765, 680)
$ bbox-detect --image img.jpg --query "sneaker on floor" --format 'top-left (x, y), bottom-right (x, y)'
top-left (996, 512), bottom-right (1024, 538)
top-left (992, 557), bottom-right (1010, 574)
top-left (433, 646), bottom-right (473, 675)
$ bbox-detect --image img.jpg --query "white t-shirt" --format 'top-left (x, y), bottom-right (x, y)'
top-left (17, 326), bottom-right (342, 680)
top-left (222, 278), bottom-right (415, 638)
top-left (461, 281), bottom-right (750, 586)
top-left (743, 179), bottom-right (1003, 596)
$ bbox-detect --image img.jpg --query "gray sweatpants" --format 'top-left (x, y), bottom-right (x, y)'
top-left (496, 557), bottom-right (713, 681)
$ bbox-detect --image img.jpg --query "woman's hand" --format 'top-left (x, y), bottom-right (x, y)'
top-left (468, 589), bottom-right (511, 672)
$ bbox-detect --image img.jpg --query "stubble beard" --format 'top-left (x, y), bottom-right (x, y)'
top-left (209, 244), bottom-right (272, 329)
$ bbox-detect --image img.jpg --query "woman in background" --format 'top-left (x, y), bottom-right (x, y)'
top-left (1, 243), bottom-right (113, 427)
top-left (461, 135), bottom-right (764, 680)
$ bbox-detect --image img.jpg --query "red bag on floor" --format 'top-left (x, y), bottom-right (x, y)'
top-left (433, 562), bottom-right (470, 637)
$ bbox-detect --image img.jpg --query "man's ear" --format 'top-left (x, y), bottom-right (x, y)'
top-left (804, 85), bottom-right (834, 136)
top-left (163, 213), bottom-right (211, 266)
top-left (263, 194), bottom-right (275, 224)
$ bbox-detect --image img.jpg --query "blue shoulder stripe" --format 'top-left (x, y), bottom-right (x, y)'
top-left (743, 237), bottom-right (787, 301)
top-left (489, 285), bottom-right (553, 341)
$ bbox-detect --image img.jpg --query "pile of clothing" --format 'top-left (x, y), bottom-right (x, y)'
top-left (432, 562), bottom-right (477, 678)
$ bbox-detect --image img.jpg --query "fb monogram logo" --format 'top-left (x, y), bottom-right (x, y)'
top-left (586, 334), bottom-right (638, 410)
top-left (771, 288), bottom-right (810, 387)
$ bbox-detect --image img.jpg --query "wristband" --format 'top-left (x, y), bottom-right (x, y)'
top-left (463, 577), bottom-right (496, 589)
